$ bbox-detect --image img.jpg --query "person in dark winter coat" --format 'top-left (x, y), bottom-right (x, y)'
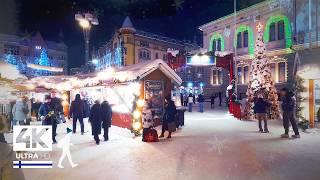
top-left (100, 101), bottom-right (112, 141)
top-left (83, 98), bottom-right (90, 119)
top-left (89, 100), bottom-right (102, 145)
top-left (280, 88), bottom-right (300, 138)
top-left (218, 92), bottom-right (222, 106)
top-left (198, 94), bottom-right (205, 112)
top-left (69, 94), bottom-right (85, 135)
top-left (159, 97), bottom-right (177, 139)
top-left (188, 93), bottom-right (193, 112)
top-left (210, 94), bottom-right (216, 109)
top-left (39, 95), bottom-right (57, 144)
top-left (253, 95), bottom-right (271, 133)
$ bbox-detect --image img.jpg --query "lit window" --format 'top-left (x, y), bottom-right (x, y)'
top-left (243, 66), bottom-right (249, 84)
top-left (212, 70), bottom-right (222, 85)
top-left (278, 62), bottom-right (286, 82)
top-left (270, 63), bottom-right (276, 81)
top-left (212, 39), bottom-right (222, 52)
top-left (237, 66), bottom-right (242, 84)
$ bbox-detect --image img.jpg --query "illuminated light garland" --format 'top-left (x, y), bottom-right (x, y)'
top-left (209, 33), bottom-right (225, 52)
top-left (234, 25), bottom-right (255, 55)
top-left (263, 15), bottom-right (293, 48)
top-left (27, 63), bottom-right (63, 72)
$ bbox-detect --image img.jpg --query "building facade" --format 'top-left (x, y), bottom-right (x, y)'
top-left (0, 32), bottom-right (68, 77)
top-left (199, 0), bottom-right (320, 126)
top-left (93, 17), bottom-right (197, 70)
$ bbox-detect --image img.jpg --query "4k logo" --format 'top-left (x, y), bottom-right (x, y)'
top-left (13, 126), bottom-right (52, 151)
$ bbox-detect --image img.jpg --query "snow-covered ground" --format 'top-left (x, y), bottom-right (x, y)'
top-left (13, 104), bottom-right (320, 179)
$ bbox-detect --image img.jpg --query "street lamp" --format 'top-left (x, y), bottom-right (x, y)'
top-left (75, 12), bottom-right (99, 65)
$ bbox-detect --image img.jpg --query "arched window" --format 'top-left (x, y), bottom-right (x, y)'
top-left (264, 15), bottom-right (292, 48)
top-left (234, 25), bottom-right (254, 55)
top-left (209, 33), bottom-right (225, 52)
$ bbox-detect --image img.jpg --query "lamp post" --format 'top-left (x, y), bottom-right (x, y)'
top-left (75, 12), bottom-right (99, 65)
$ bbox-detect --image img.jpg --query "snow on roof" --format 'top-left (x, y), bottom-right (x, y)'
top-left (23, 59), bottom-right (182, 91)
top-left (0, 61), bottom-right (27, 80)
top-left (114, 59), bottom-right (182, 84)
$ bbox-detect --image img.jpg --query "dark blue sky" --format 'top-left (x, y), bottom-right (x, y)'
top-left (13, 0), bottom-right (263, 68)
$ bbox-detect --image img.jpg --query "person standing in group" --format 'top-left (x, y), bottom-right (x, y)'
top-left (280, 88), bottom-right (300, 138)
top-left (39, 95), bottom-right (57, 144)
top-left (12, 97), bottom-right (28, 126)
top-left (50, 91), bottom-right (63, 140)
top-left (210, 94), bottom-right (216, 109)
top-left (89, 100), bottom-right (102, 145)
top-left (198, 94), bottom-right (205, 113)
top-left (184, 94), bottom-right (188, 107)
top-left (22, 96), bottom-right (32, 125)
top-left (69, 94), bottom-right (85, 135)
top-left (253, 94), bottom-right (271, 133)
top-left (180, 93), bottom-right (184, 107)
top-left (100, 101), bottom-right (112, 141)
top-left (159, 97), bottom-right (177, 139)
top-left (188, 93), bottom-right (193, 112)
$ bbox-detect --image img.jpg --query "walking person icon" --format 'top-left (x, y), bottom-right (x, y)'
top-left (57, 128), bottom-right (78, 168)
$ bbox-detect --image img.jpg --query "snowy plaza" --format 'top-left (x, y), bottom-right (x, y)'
top-left (1, 0), bottom-right (320, 180)
top-left (18, 105), bottom-right (320, 180)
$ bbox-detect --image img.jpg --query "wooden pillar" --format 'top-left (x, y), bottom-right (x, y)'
top-left (309, 80), bottom-right (315, 128)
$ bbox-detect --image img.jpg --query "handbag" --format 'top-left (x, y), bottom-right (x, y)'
top-left (168, 122), bottom-right (176, 132)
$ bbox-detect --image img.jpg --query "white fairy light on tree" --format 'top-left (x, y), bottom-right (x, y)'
top-left (244, 23), bottom-right (280, 120)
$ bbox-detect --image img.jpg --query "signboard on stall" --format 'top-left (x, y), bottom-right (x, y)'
top-left (144, 80), bottom-right (164, 118)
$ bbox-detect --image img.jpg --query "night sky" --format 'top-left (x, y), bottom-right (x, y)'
top-left (1, 0), bottom-right (264, 69)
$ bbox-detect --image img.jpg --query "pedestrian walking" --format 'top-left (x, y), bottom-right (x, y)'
top-left (89, 100), bottom-right (102, 145)
top-left (180, 93), bottom-right (183, 107)
top-left (101, 101), bottom-right (112, 141)
top-left (50, 91), bottom-right (63, 140)
top-left (22, 96), bottom-right (32, 125)
top-left (12, 97), bottom-right (28, 126)
top-left (39, 95), bottom-right (57, 144)
top-left (218, 92), bottom-right (222, 106)
top-left (188, 93), bottom-right (193, 112)
top-left (198, 94), bottom-right (205, 113)
top-left (184, 94), bottom-right (188, 107)
top-left (280, 88), bottom-right (300, 138)
top-left (253, 94), bottom-right (271, 133)
top-left (159, 97), bottom-right (177, 139)
top-left (69, 94), bottom-right (85, 135)
top-left (210, 94), bottom-right (216, 109)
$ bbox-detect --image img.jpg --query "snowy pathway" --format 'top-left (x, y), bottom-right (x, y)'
top-left (23, 104), bottom-right (320, 180)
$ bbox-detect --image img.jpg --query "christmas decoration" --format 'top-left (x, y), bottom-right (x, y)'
top-left (264, 15), bottom-right (292, 48)
top-left (244, 23), bottom-right (280, 120)
top-left (295, 75), bottom-right (310, 131)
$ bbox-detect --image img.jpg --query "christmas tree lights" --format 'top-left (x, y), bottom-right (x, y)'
top-left (244, 23), bottom-right (280, 120)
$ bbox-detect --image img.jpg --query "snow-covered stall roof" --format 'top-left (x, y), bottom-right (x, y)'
top-left (114, 59), bottom-right (182, 84)
top-left (21, 59), bottom-right (182, 91)
top-left (0, 61), bottom-right (27, 80)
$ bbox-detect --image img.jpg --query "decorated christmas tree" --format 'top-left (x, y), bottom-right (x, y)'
top-left (39, 48), bottom-right (50, 66)
top-left (244, 23), bottom-right (280, 120)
